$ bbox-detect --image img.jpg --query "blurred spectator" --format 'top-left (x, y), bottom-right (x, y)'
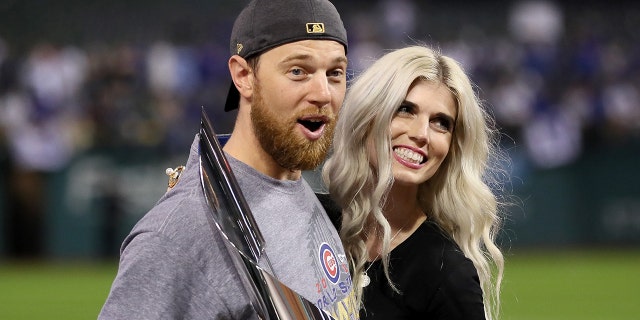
top-left (602, 80), bottom-right (640, 142)
top-left (509, 0), bottom-right (563, 45)
top-left (523, 105), bottom-right (583, 169)
top-left (2, 42), bottom-right (86, 257)
top-left (379, 0), bottom-right (416, 47)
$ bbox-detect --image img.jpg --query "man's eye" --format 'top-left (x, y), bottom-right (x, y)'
top-left (290, 68), bottom-right (303, 76)
top-left (329, 69), bottom-right (344, 77)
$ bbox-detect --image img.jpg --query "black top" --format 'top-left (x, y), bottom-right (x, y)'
top-left (316, 193), bottom-right (485, 319)
top-left (361, 221), bottom-right (485, 319)
top-left (316, 193), bottom-right (342, 228)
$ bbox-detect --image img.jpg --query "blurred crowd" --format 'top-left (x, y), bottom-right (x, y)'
top-left (1, 1), bottom-right (639, 171)
top-left (1, 0), bottom-right (639, 257)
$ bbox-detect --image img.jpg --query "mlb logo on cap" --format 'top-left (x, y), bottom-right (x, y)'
top-left (306, 23), bottom-right (326, 34)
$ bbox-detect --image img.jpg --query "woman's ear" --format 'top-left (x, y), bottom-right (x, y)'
top-left (228, 55), bottom-right (253, 99)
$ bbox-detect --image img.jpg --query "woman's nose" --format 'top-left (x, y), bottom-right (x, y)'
top-left (408, 118), bottom-right (430, 146)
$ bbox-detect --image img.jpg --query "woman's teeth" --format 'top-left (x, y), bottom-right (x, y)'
top-left (394, 147), bottom-right (424, 164)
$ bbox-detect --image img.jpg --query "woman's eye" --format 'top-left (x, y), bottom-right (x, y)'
top-left (431, 117), bottom-right (452, 132)
top-left (396, 104), bottom-right (413, 115)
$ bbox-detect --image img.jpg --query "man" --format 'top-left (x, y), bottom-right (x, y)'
top-left (99, 0), bottom-right (357, 319)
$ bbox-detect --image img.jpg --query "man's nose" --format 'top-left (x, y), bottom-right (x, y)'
top-left (308, 74), bottom-right (331, 106)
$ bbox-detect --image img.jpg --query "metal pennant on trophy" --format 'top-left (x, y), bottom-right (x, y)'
top-left (198, 107), bottom-right (334, 320)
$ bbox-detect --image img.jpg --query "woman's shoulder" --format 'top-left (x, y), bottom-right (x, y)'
top-left (401, 221), bottom-right (475, 273)
top-left (315, 192), bottom-right (342, 230)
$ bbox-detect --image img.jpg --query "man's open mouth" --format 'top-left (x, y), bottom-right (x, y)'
top-left (298, 119), bottom-right (325, 132)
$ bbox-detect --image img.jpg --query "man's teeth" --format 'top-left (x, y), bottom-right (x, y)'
top-left (394, 147), bottom-right (424, 164)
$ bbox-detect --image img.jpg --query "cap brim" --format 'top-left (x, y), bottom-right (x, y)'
top-left (224, 82), bottom-right (240, 112)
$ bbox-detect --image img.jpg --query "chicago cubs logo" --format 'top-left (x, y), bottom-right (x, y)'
top-left (319, 242), bottom-right (340, 284)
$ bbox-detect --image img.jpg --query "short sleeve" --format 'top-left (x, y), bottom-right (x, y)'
top-left (426, 258), bottom-right (486, 319)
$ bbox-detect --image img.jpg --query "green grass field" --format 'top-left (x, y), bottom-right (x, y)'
top-left (1, 249), bottom-right (638, 319)
top-left (0, 261), bottom-right (116, 319)
top-left (500, 249), bottom-right (640, 320)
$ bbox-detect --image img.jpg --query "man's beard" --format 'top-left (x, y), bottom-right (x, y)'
top-left (250, 84), bottom-right (336, 171)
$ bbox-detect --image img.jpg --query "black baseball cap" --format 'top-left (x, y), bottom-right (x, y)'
top-left (223, 0), bottom-right (348, 112)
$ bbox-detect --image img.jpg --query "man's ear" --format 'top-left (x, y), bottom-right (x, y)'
top-left (228, 55), bottom-right (253, 99)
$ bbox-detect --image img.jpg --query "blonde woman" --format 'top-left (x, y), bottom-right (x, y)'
top-left (322, 45), bottom-right (507, 319)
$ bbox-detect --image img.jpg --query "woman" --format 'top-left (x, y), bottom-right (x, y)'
top-left (322, 46), bottom-right (507, 319)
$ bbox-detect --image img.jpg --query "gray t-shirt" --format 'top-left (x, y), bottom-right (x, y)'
top-left (99, 135), bottom-right (358, 319)
top-left (227, 155), bottom-right (354, 314)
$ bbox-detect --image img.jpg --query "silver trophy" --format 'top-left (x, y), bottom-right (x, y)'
top-left (198, 108), bottom-right (334, 320)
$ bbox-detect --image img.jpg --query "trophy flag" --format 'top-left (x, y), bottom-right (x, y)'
top-left (198, 107), bottom-right (334, 320)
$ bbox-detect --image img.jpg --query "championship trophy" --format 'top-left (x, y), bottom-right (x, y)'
top-left (198, 108), bottom-right (334, 320)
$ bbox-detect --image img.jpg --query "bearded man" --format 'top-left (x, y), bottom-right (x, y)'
top-left (99, 1), bottom-right (359, 319)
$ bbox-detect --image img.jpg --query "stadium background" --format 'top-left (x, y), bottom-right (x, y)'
top-left (0, 0), bottom-right (638, 319)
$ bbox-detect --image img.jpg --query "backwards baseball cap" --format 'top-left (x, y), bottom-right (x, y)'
top-left (224, 0), bottom-right (348, 112)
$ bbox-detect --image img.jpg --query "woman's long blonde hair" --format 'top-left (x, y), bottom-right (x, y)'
top-left (322, 45), bottom-right (507, 319)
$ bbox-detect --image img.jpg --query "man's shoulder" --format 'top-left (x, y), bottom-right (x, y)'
top-left (123, 180), bottom-right (219, 261)
top-left (140, 188), bottom-right (207, 232)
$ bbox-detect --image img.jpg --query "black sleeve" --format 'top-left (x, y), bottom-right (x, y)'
top-left (315, 192), bottom-right (342, 230)
top-left (427, 259), bottom-right (486, 319)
